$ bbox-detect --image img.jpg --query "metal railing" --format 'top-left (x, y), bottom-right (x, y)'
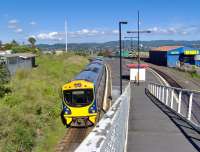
top-left (75, 83), bottom-right (130, 152)
top-left (148, 82), bottom-right (200, 126)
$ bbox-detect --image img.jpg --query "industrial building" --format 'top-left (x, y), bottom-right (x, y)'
top-left (149, 46), bottom-right (200, 67)
top-left (0, 53), bottom-right (36, 75)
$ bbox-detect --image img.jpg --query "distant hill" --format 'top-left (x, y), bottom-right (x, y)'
top-left (37, 40), bottom-right (200, 52)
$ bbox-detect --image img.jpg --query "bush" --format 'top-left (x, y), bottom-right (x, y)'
top-left (0, 64), bottom-right (11, 97)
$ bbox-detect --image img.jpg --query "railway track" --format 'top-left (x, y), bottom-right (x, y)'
top-left (55, 128), bottom-right (92, 152)
top-left (55, 64), bottom-right (112, 152)
top-left (151, 66), bottom-right (200, 125)
top-left (151, 67), bottom-right (182, 88)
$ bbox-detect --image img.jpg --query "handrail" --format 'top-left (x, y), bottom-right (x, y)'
top-left (149, 82), bottom-right (200, 94)
top-left (148, 82), bottom-right (200, 126)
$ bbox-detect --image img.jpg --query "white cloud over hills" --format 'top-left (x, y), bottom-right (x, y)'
top-left (30, 29), bottom-right (120, 41)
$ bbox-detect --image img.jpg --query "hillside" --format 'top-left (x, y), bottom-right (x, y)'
top-left (37, 40), bottom-right (200, 52)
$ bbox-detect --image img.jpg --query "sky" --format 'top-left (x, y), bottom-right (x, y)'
top-left (1, 0), bottom-right (200, 44)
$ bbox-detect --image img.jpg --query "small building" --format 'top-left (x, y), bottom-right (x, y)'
top-left (149, 46), bottom-right (200, 67)
top-left (0, 50), bottom-right (12, 55)
top-left (0, 53), bottom-right (36, 75)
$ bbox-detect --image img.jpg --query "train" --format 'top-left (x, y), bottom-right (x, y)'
top-left (60, 57), bottom-right (106, 127)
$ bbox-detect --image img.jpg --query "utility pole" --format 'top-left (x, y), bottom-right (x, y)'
top-left (65, 19), bottom-right (68, 52)
top-left (119, 21), bottom-right (128, 95)
top-left (127, 11), bottom-right (151, 86)
top-left (137, 10), bottom-right (140, 86)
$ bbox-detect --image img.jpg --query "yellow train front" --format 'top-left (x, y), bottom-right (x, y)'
top-left (60, 58), bottom-right (106, 127)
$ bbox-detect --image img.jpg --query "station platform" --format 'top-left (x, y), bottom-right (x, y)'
top-left (127, 70), bottom-right (196, 152)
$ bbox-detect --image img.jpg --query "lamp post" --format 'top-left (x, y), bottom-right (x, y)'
top-left (119, 21), bottom-right (128, 95)
top-left (127, 11), bottom-right (151, 86)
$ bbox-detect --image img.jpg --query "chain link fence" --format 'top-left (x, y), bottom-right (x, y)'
top-left (75, 83), bottom-right (130, 152)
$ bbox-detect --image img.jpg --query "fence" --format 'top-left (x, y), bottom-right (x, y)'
top-left (148, 82), bottom-right (200, 126)
top-left (75, 83), bottom-right (130, 152)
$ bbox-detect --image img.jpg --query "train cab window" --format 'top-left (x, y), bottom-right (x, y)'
top-left (63, 89), bottom-right (94, 107)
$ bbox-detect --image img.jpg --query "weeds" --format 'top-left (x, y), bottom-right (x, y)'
top-left (0, 53), bottom-right (88, 152)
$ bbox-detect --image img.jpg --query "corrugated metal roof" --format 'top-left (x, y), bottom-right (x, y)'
top-left (16, 53), bottom-right (36, 58)
top-left (151, 46), bottom-right (183, 52)
top-left (0, 53), bottom-right (36, 58)
top-left (0, 54), bottom-right (18, 58)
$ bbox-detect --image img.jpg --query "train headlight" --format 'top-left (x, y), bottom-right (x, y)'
top-left (89, 105), bottom-right (96, 114)
top-left (64, 106), bottom-right (71, 115)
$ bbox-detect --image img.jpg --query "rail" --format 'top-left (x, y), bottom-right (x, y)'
top-left (148, 82), bottom-right (200, 126)
top-left (75, 83), bottom-right (130, 152)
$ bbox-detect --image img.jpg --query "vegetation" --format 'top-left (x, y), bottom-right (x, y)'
top-left (1, 38), bottom-right (40, 54)
top-left (0, 53), bottom-right (89, 152)
top-left (0, 64), bottom-right (10, 97)
top-left (28, 37), bottom-right (36, 48)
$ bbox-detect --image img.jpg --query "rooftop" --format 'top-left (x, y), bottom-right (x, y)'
top-left (151, 46), bottom-right (183, 52)
top-left (0, 53), bottom-right (36, 58)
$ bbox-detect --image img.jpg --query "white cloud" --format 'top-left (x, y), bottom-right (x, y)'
top-left (8, 19), bottom-right (18, 29)
top-left (15, 28), bottom-right (23, 33)
top-left (35, 32), bottom-right (64, 41)
top-left (148, 25), bottom-right (200, 35)
top-left (8, 24), bottom-right (17, 29)
top-left (8, 19), bottom-right (18, 24)
top-left (28, 35), bottom-right (36, 39)
top-left (112, 30), bottom-right (119, 34)
top-left (30, 28), bottom-right (122, 41)
top-left (8, 19), bottom-right (23, 33)
top-left (30, 21), bottom-right (37, 25)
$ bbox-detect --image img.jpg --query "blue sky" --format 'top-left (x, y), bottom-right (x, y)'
top-left (1, 0), bottom-right (200, 44)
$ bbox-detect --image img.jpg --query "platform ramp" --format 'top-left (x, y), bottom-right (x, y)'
top-left (127, 70), bottom-right (197, 152)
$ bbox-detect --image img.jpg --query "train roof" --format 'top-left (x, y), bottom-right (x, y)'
top-left (74, 59), bottom-right (105, 85)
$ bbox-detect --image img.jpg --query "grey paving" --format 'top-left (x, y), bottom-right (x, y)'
top-left (127, 70), bottom-right (197, 152)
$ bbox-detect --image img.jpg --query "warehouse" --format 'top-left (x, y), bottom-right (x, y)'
top-left (149, 46), bottom-right (200, 67)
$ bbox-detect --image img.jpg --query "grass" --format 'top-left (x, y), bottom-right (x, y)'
top-left (190, 71), bottom-right (200, 79)
top-left (0, 53), bottom-right (89, 152)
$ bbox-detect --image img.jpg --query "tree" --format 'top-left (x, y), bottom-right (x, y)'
top-left (4, 43), bottom-right (13, 50)
top-left (0, 40), bottom-right (2, 49)
top-left (28, 37), bottom-right (36, 48)
top-left (11, 40), bottom-right (19, 46)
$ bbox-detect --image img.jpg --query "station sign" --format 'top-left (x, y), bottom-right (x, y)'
top-left (184, 50), bottom-right (199, 55)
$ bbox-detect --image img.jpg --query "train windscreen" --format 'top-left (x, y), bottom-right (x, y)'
top-left (63, 89), bottom-right (94, 107)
